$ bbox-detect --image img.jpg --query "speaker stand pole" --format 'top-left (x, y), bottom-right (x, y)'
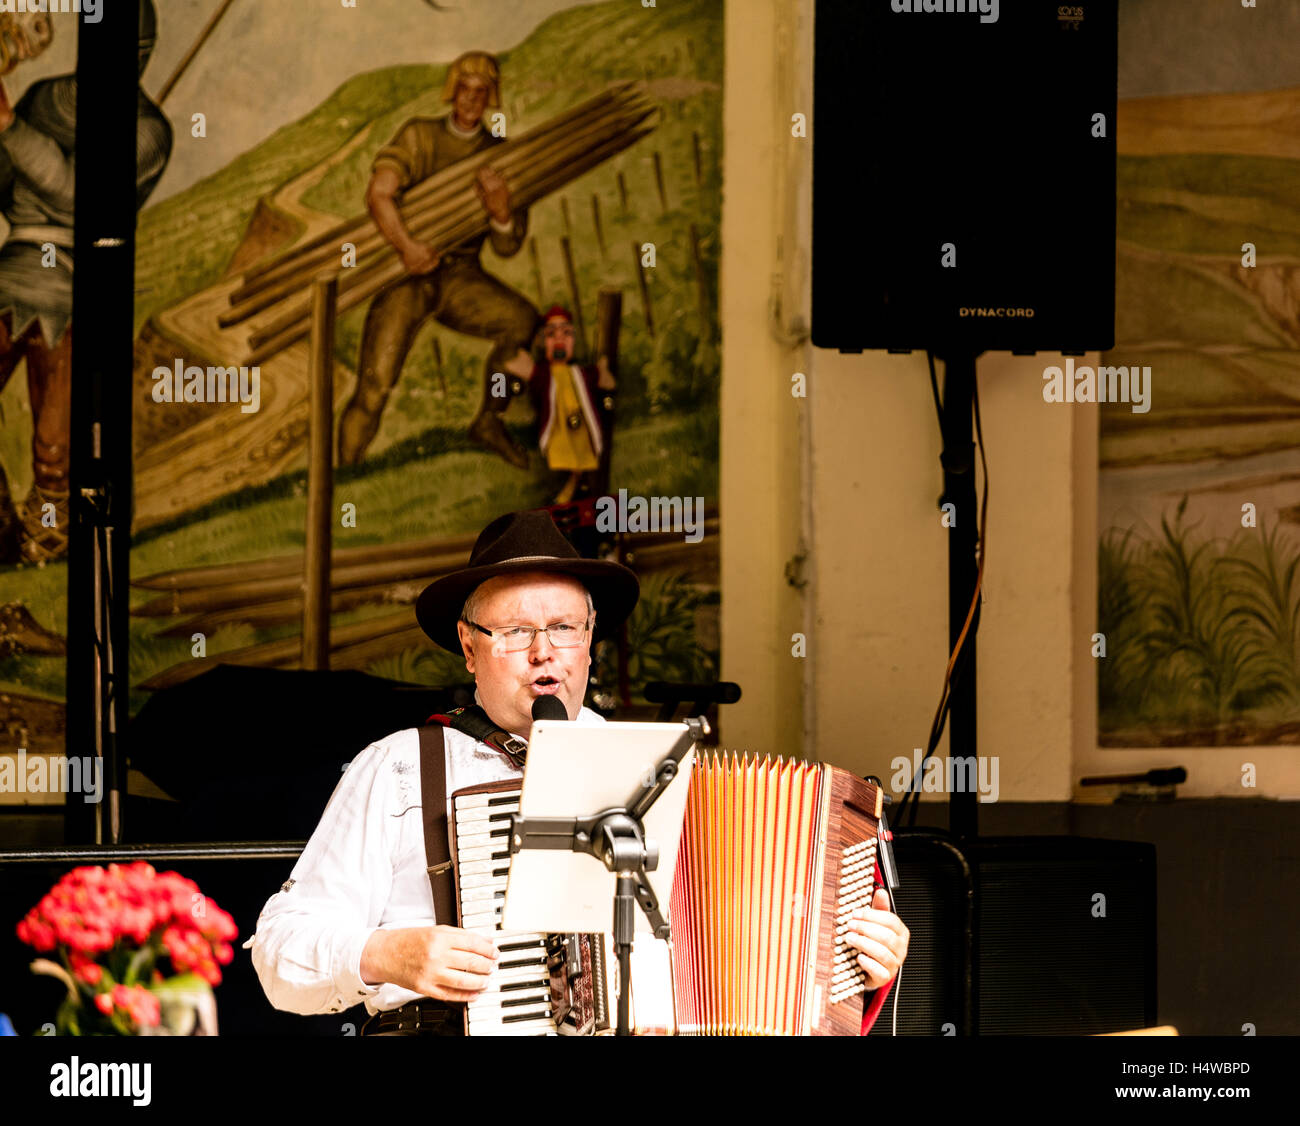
top-left (66, 7), bottom-right (138, 844)
top-left (935, 351), bottom-right (982, 845)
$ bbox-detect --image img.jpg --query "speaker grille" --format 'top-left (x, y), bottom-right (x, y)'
top-left (867, 833), bottom-right (1155, 1035)
top-left (812, 0), bottom-right (1117, 351)
top-left (976, 840), bottom-right (1156, 1034)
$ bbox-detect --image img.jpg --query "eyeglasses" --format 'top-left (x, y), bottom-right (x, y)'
top-left (465, 619), bottom-right (591, 652)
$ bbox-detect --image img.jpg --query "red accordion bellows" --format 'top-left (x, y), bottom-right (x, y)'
top-left (668, 753), bottom-right (884, 1035)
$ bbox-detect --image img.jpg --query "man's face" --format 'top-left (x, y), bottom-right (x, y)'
top-left (457, 572), bottom-right (594, 736)
top-left (543, 318), bottom-right (576, 362)
top-left (452, 74), bottom-right (491, 129)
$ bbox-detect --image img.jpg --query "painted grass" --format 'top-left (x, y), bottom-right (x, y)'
top-left (1099, 498), bottom-right (1300, 743)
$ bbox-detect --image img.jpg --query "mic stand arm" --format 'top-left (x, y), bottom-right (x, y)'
top-left (508, 717), bottom-right (707, 1035)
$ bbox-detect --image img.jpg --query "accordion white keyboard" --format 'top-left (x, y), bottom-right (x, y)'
top-left (454, 787), bottom-right (556, 1035)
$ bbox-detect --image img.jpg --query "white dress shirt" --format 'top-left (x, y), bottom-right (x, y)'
top-left (243, 699), bottom-right (607, 1017)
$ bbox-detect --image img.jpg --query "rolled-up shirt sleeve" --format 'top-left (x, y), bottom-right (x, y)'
top-left (243, 740), bottom-right (395, 1016)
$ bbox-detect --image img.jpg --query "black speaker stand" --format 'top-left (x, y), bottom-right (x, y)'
top-left (934, 350), bottom-right (983, 844)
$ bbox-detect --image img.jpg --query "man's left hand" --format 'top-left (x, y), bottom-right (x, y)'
top-left (476, 166), bottom-right (511, 225)
top-left (844, 887), bottom-right (909, 990)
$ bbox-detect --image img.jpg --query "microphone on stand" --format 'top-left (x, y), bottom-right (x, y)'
top-left (532, 694), bottom-right (568, 723)
top-left (528, 691), bottom-right (579, 975)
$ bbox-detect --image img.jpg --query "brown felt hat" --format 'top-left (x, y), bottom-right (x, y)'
top-left (415, 509), bottom-right (639, 654)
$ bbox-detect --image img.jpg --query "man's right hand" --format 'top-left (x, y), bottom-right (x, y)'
top-left (360, 925), bottom-right (499, 1002)
top-left (401, 241), bottom-right (441, 276)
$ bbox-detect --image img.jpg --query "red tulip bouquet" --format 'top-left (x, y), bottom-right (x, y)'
top-left (15, 862), bottom-right (237, 1036)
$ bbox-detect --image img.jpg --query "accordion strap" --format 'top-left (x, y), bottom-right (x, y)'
top-left (417, 724), bottom-right (457, 927)
top-left (427, 704), bottom-right (527, 767)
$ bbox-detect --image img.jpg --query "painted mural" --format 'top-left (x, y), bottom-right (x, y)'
top-left (0, 0), bottom-right (723, 765)
top-left (1100, 1), bottom-right (1300, 746)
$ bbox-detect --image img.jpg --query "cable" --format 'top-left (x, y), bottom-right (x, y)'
top-left (896, 352), bottom-right (956, 827)
top-left (887, 880), bottom-right (901, 1036)
top-left (896, 353), bottom-right (989, 830)
top-left (927, 348), bottom-right (944, 418)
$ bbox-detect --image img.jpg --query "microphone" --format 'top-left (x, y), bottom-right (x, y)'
top-left (531, 694), bottom-right (568, 723)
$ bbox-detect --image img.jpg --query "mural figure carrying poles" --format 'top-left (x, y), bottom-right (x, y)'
top-left (338, 51), bottom-right (538, 470)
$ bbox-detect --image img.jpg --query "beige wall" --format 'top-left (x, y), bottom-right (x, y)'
top-left (807, 353), bottom-right (1085, 803)
top-left (720, 0), bottom-right (1300, 804)
top-left (718, 0), bottom-right (806, 760)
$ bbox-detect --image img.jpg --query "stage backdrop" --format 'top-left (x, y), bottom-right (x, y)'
top-left (1100, 0), bottom-right (1300, 747)
top-left (126, 0), bottom-right (722, 726)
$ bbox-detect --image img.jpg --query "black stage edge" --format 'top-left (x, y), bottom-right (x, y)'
top-left (66, 2), bottom-right (141, 844)
top-left (0, 1032), bottom-right (1290, 1113)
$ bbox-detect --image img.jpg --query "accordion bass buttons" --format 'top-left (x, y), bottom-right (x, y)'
top-left (828, 838), bottom-right (878, 1005)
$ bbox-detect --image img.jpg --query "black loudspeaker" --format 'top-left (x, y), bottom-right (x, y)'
top-left (975, 836), bottom-right (1156, 1035)
top-left (868, 831), bottom-right (973, 1037)
top-left (812, 1), bottom-right (1117, 352)
top-left (871, 832), bottom-right (1154, 1035)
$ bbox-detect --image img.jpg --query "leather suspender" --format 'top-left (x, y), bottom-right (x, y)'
top-left (418, 710), bottom-right (525, 922)
top-left (417, 724), bottom-right (457, 926)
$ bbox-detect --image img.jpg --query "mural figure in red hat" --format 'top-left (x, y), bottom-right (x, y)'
top-left (505, 304), bottom-right (615, 504)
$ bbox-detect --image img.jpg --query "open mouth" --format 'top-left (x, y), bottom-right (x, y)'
top-left (531, 676), bottom-right (561, 694)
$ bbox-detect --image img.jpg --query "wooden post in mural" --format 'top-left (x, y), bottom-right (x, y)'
top-left (632, 240), bottom-right (655, 340)
top-left (529, 236), bottom-right (544, 302)
top-left (617, 170), bottom-right (629, 215)
top-left (303, 272), bottom-right (337, 670)
top-left (432, 335), bottom-right (447, 399)
top-left (560, 235), bottom-right (586, 344)
top-left (593, 287), bottom-right (622, 499)
top-left (591, 193), bottom-right (606, 258)
top-left (690, 223), bottom-right (709, 321)
top-left (692, 132), bottom-right (703, 191)
top-left (652, 151), bottom-right (668, 213)
top-left (595, 288), bottom-right (622, 367)
top-left (595, 286), bottom-right (629, 706)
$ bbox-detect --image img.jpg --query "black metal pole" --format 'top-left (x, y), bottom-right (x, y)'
top-left (935, 351), bottom-right (981, 844)
top-left (614, 873), bottom-right (635, 1036)
top-left (66, 3), bottom-right (140, 844)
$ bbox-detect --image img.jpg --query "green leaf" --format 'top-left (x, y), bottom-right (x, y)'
top-left (150, 973), bottom-right (213, 998)
top-left (124, 944), bottom-right (155, 987)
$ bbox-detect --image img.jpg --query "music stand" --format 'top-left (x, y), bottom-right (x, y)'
top-left (502, 717), bottom-right (705, 1035)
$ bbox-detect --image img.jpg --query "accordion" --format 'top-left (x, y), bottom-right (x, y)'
top-left (450, 780), bottom-right (625, 1035)
top-left (449, 754), bottom-right (883, 1036)
top-left (670, 753), bottom-right (884, 1035)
